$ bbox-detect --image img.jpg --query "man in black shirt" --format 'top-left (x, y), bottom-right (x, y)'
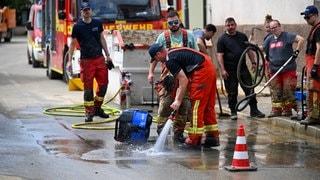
top-left (68, 2), bottom-right (113, 122)
top-left (217, 17), bottom-right (265, 120)
top-left (149, 44), bottom-right (220, 147)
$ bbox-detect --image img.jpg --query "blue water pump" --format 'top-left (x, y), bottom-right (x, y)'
top-left (114, 109), bottom-right (152, 144)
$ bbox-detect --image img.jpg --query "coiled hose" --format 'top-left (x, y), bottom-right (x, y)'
top-left (43, 85), bottom-right (159, 130)
top-left (43, 85), bottom-right (123, 130)
top-left (236, 42), bottom-right (266, 111)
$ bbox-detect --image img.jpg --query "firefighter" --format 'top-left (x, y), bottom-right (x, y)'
top-left (148, 10), bottom-right (199, 143)
top-left (262, 20), bottom-right (304, 117)
top-left (148, 43), bottom-right (220, 147)
top-left (300, 6), bottom-right (320, 125)
top-left (68, 2), bottom-right (113, 122)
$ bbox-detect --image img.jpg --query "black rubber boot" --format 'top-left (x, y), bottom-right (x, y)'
top-left (173, 132), bottom-right (185, 143)
top-left (250, 104), bottom-right (265, 118)
top-left (85, 115), bottom-right (93, 122)
top-left (201, 134), bottom-right (220, 148)
top-left (95, 108), bottom-right (109, 118)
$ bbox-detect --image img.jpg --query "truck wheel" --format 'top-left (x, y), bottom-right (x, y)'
top-left (32, 50), bottom-right (41, 68)
top-left (46, 48), bottom-right (62, 79)
top-left (27, 49), bottom-right (32, 64)
top-left (4, 30), bottom-right (13, 42)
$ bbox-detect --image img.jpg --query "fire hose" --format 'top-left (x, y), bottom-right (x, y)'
top-left (43, 80), bottom-right (159, 130)
top-left (235, 42), bottom-right (296, 112)
top-left (296, 65), bottom-right (320, 120)
top-left (43, 85), bottom-right (123, 130)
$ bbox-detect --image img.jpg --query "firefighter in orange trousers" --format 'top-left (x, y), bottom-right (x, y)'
top-left (149, 43), bottom-right (220, 147)
top-left (300, 5), bottom-right (320, 125)
top-left (68, 2), bottom-right (113, 122)
top-left (148, 10), bottom-right (199, 143)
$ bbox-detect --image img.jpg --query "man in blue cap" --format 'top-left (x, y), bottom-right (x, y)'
top-left (148, 10), bottom-right (199, 143)
top-left (68, 2), bottom-right (114, 122)
top-left (300, 5), bottom-right (320, 125)
top-left (149, 44), bottom-right (220, 148)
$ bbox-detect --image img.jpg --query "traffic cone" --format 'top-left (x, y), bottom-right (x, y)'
top-left (224, 124), bottom-right (257, 171)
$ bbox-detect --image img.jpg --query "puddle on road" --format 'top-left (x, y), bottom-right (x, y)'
top-left (78, 139), bottom-right (213, 168)
top-left (40, 138), bottom-right (105, 159)
top-left (39, 132), bottom-right (320, 170)
top-left (26, 112), bottom-right (320, 170)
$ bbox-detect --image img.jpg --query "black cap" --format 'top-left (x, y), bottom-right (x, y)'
top-left (300, 5), bottom-right (318, 16)
top-left (80, 2), bottom-right (91, 11)
top-left (148, 43), bottom-right (163, 63)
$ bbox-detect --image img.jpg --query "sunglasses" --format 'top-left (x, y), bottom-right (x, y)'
top-left (168, 19), bottom-right (179, 26)
top-left (82, 8), bottom-right (91, 12)
top-left (304, 14), bottom-right (314, 20)
top-left (270, 26), bottom-right (278, 30)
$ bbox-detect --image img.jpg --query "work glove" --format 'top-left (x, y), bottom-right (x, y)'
top-left (106, 60), bottom-right (115, 70)
top-left (292, 50), bottom-right (300, 58)
top-left (311, 64), bottom-right (319, 78)
top-left (168, 111), bottom-right (176, 120)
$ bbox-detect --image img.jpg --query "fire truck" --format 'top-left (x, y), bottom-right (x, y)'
top-left (41, 0), bottom-right (183, 106)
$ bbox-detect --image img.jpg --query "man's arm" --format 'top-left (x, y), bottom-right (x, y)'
top-left (100, 33), bottom-right (111, 61)
top-left (217, 52), bottom-right (228, 79)
top-left (148, 33), bottom-right (164, 83)
top-left (196, 38), bottom-right (208, 55)
top-left (170, 69), bottom-right (188, 111)
top-left (294, 35), bottom-right (305, 52)
top-left (247, 49), bottom-right (257, 71)
top-left (247, 49), bottom-right (256, 63)
top-left (315, 41), bottom-right (320, 65)
top-left (148, 60), bottom-right (158, 83)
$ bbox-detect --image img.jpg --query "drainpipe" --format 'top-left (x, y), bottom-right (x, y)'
top-left (203, 0), bottom-right (207, 26)
top-left (184, 0), bottom-right (189, 29)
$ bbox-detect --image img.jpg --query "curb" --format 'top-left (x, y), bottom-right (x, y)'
top-left (219, 106), bottom-right (320, 139)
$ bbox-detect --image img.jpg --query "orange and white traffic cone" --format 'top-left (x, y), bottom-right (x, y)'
top-left (224, 124), bottom-right (257, 171)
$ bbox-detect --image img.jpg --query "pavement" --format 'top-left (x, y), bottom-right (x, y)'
top-left (216, 82), bottom-right (320, 139)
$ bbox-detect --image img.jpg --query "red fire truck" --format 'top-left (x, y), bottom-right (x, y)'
top-left (41, 0), bottom-right (183, 105)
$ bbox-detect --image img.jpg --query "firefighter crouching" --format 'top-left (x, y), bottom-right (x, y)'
top-left (149, 44), bottom-right (220, 147)
top-left (154, 64), bottom-right (189, 143)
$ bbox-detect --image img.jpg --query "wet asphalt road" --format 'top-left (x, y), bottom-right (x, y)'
top-left (0, 36), bottom-right (320, 180)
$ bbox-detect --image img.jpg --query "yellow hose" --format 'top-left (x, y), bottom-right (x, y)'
top-left (71, 115), bottom-right (119, 130)
top-left (43, 85), bottom-right (159, 130)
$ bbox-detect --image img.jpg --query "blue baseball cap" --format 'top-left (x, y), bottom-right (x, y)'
top-left (80, 2), bottom-right (91, 11)
top-left (300, 5), bottom-right (318, 16)
top-left (149, 43), bottom-right (163, 63)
